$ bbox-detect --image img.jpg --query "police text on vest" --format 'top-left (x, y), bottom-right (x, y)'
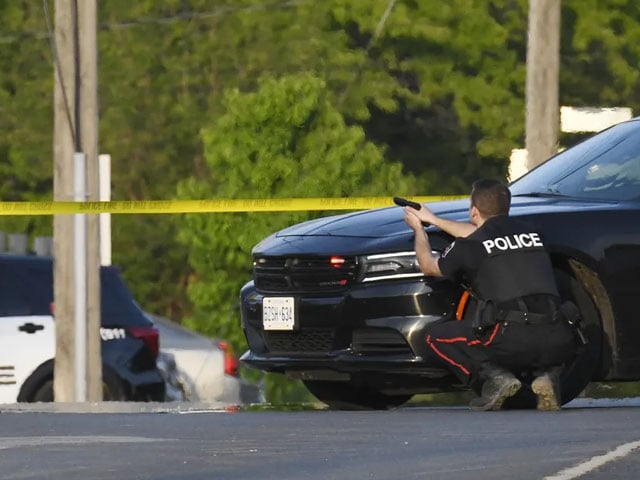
top-left (482, 233), bottom-right (543, 253)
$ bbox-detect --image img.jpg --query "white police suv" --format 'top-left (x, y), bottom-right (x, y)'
top-left (0, 254), bottom-right (165, 403)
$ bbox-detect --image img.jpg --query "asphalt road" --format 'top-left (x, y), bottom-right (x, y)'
top-left (2, 398), bottom-right (640, 480)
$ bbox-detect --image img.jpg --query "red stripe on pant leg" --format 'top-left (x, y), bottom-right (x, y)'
top-left (426, 334), bottom-right (470, 377)
top-left (434, 336), bottom-right (469, 343)
top-left (440, 324), bottom-right (499, 347)
top-left (435, 335), bottom-right (481, 347)
top-left (482, 323), bottom-right (500, 346)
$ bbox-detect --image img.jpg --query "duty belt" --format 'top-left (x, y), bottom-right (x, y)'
top-left (498, 309), bottom-right (555, 325)
top-left (496, 295), bottom-right (559, 325)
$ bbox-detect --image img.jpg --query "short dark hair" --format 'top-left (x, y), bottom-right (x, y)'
top-left (470, 179), bottom-right (511, 217)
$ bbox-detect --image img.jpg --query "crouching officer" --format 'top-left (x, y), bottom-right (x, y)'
top-left (403, 178), bottom-right (579, 411)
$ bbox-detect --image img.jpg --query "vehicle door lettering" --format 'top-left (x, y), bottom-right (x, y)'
top-left (100, 328), bottom-right (126, 341)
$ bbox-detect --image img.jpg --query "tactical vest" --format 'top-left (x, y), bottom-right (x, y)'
top-left (471, 220), bottom-right (559, 304)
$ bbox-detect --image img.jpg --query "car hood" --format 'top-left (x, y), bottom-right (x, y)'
top-left (272, 199), bottom-right (467, 239)
top-left (253, 196), bottom-right (618, 256)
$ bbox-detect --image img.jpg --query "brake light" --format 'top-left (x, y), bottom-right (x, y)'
top-left (218, 341), bottom-right (239, 377)
top-left (127, 326), bottom-right (160, 360)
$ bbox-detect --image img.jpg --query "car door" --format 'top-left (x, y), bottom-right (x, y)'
top-left (0, 258), bottom-right (56, 403)
top-left (0, 314), bottom-right (55, 403)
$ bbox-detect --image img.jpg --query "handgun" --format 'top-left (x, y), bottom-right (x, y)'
top-left (393, 196), bottom-right (422, 210)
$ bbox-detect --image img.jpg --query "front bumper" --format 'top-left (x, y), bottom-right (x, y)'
top-left (240, 278), bottom-right (461, 384)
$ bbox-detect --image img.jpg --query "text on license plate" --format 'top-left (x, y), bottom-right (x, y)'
top-left (263, 297), bottom-right (295, 331)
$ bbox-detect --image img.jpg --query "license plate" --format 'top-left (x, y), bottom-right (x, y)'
top-left (263, 297), bottom-right (295, 331)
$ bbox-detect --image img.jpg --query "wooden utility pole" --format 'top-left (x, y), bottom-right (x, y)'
top-left (53, 0), bottom-right (75, 403)
top-left (53, 0), bottom-right (102, 402)
top-left (78, 0), bottom-right (102, 402)
top-left (525, 0), bottom-right (561, 170)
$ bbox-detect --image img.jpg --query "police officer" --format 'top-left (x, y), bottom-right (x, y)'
top-left (404, 179), bottom-right (578, 411)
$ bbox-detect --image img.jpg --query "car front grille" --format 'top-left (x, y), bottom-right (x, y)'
top-left (253, 256), bottom-right (360, 293)
top-left (264, 329), bottom-right (336, 353)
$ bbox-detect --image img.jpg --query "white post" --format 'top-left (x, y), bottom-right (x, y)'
top-left (8, 234), bottom-right (28, 254)
top-left (73, 152), bottom-right (87, 402)
top-left (98, 154), bottom-right (111, 266)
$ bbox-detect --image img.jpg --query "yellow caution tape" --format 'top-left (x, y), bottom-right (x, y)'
top-left (0, 196), bottom-right (465, 216)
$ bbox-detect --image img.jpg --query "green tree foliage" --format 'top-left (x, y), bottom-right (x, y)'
top-left (177, 73), bottom-right (415, 401)
top-left (323, 0), bottom-right (528, 191)
top-left (562, 0), bottom-right (640, 108)
top-left (0, 2), bottom-right (53, 236)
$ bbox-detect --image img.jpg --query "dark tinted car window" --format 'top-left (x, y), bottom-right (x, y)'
top-left (0, 258), bottom-right (53, 316)
top-left (100, 266), bottom-right (152, 327)
top-left (510, 120), bottom-right (640, 201)
top-left (0, 256), bottom-right (151, 327)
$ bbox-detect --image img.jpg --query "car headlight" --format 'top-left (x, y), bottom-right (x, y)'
top-left (361, 251), bottom-right (439, 282)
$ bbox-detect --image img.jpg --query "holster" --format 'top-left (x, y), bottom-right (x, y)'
top-left (554, 300), bottom-right (588, 345)
top-left (472, 299), bottom-right (497, 338)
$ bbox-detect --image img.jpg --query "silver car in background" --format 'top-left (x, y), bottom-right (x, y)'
top-left (151, 314), bottom-right (264, 405)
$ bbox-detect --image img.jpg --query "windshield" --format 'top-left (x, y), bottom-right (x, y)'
top-left (510, 120), bottom-right (640, 202)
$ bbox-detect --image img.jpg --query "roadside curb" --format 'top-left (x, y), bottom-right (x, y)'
top-left (0, 401), bottom-right (233, 414)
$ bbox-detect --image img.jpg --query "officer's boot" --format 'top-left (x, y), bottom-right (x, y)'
top-left (469, 363), bottom-right (521, 411)
top-left (531, 366), bottom-right (562, 411)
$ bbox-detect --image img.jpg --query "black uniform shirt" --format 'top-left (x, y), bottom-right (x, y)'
top-left (438, 215), bottom-right (559, 304)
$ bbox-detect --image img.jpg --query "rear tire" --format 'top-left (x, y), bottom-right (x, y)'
top-left (303, 380), bottom-right (412, 410)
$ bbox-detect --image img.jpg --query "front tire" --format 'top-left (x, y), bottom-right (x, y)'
top-left (556, 269), bottom-right (602, 404)
top-left (20, 362), bottom-right (129, 402)
top-left (303, 380), bottom-right (412, 410)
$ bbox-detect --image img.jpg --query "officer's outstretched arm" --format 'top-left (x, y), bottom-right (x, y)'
top-left (407, 206), bottom-right (476, 238)
top-left (404, 209), bottom-right (442, 277)
top-left (430, 217), bottom-right (476, 238)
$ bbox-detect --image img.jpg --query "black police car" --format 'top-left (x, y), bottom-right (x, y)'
top-left (0, 254), bottom-right (165, 402)
top-left (240, 118), bottom-right (640, 409)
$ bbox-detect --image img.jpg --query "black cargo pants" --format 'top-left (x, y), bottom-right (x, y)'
top-left (425, 316), bottom-right (576, 385)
